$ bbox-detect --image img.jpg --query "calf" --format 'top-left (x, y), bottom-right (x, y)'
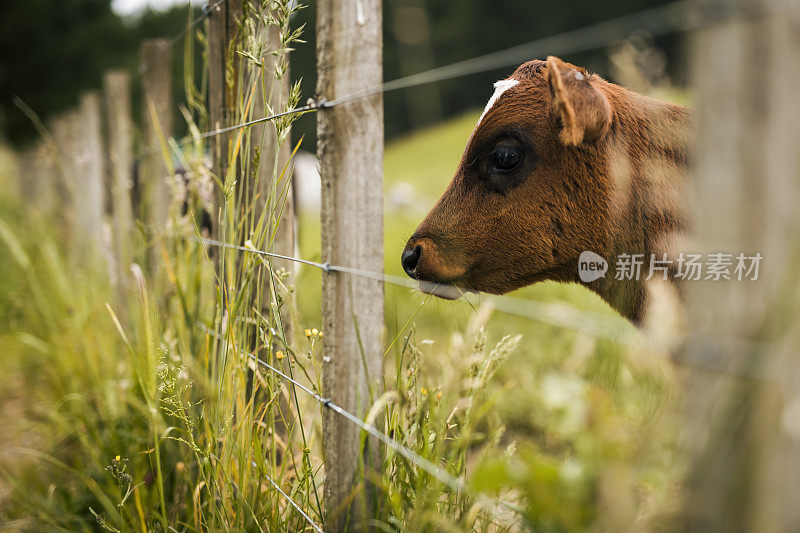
top-left (401, 56), bottom-right (690, 324)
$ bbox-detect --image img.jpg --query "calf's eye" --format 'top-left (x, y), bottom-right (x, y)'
top-left (489, 143), bottom-right (521, 173)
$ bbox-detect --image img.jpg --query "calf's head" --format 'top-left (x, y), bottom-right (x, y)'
top-left (402, 56), bottom-right (617, 300)
top-left (403, 56), bottom-right (690, 321)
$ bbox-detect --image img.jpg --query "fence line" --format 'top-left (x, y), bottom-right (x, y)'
top-left (169, 0), bottom-right (227, 47)
top-left (199, 100), bottom-right (327, 139)
top-left (130, 0), bottom-right (744, 163)
top-left (168, 0), bottom-right (783, 389)
top-left (183, 0), bottom-right (741, 142)
top-left (247, 353), bottom-right (466, 493)
top-left (24, 0), bottom-right (790, 527)
top-left (196, 237), bottom-right (637, 340)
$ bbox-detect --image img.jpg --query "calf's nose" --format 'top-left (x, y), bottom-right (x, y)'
top-left (401, 245), bottom-right (421, 278)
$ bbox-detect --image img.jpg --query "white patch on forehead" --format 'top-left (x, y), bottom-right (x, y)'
top-left (477, 79), bottom-right (519, 126)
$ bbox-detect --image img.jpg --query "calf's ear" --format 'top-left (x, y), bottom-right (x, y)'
top-left (546, 56), bottom-right (611, 146)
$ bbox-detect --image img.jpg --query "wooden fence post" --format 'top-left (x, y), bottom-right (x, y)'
top-left (70, 93), bottom-right (105, 261)
top-left (208, 0), bottom-right (227, 188)
top-left (104, 70), bottom-right (134, 292)
top-left (50, 111), bottom-right (77, 235)
top-left (208, 0), bottom-right (242, 235)
top-left (140, 39), bottom-right (173, 275)
top-left (317, 0), bottom-right (385, 528)
top-left (682, 0), bottom-right (800, 529)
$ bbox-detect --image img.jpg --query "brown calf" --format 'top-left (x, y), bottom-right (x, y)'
top-left (401, 56), bottom-right (690, 324)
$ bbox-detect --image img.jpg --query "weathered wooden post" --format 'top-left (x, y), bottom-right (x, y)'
top-left (140, 39), bottom-right (173, 275)
top-left (77, 92), bottom-right (105, 256)
top-left (50, 111), bottom-right (77, 233)
top-left (317, 0), bottom-right (385, 528)
top-left (104, 70), bottom-right (134, 291)
top-left (207, 0), bottom-right (226, 188)
top-left (54, 93), bottom-right (105, 264)
top-left (682, 0), bottom-right (800, 529)
top-left (208, 0), bottom-right (242, 231)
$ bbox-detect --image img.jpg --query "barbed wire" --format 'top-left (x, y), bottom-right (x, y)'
top-left (197, 237), bottom-right (639, 345)
top-left (251, 460), bottom-right (323, 533)
top-left (195, 321), bottom-right (465, 492)
top-left (196, 321), bottom-right (525, 520)
top-left (323, 0), bottom-right (703, 108)
top-left (191, 0), bottom-right (736, 140)
top-left (199, 99), bottom-right (328, 139)
top-left (247, 353), bottom-right (467, 492)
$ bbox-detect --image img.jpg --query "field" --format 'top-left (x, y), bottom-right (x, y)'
top-left (0, 102), bottom-right (682, 531)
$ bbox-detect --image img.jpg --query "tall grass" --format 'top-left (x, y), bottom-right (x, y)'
top-left (0, 4), bottom-right (682, 531)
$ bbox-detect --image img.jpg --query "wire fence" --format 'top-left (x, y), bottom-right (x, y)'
top-left (197, 237), bottom-right (637, 343)
top-left (196, 235), bottom-right (781, 385)
top-left (138, 0), bottom-right (743, 162)
top-left (191, 0), bottom-right (711, 140)
top-left (255, 463), bottom-right (324, 533)
top-left (138, 0), bottom-right (227, 76)
top-left (170, 0), bottom-right (227, 48)
top-left (196, 321), bottom-right (524, 531)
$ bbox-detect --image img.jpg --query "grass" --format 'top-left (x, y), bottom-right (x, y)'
top-left (0, 6), bottom-right (682, 531)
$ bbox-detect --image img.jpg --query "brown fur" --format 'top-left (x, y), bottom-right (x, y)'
top-left (402, 56), bottom-right (691, 324)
